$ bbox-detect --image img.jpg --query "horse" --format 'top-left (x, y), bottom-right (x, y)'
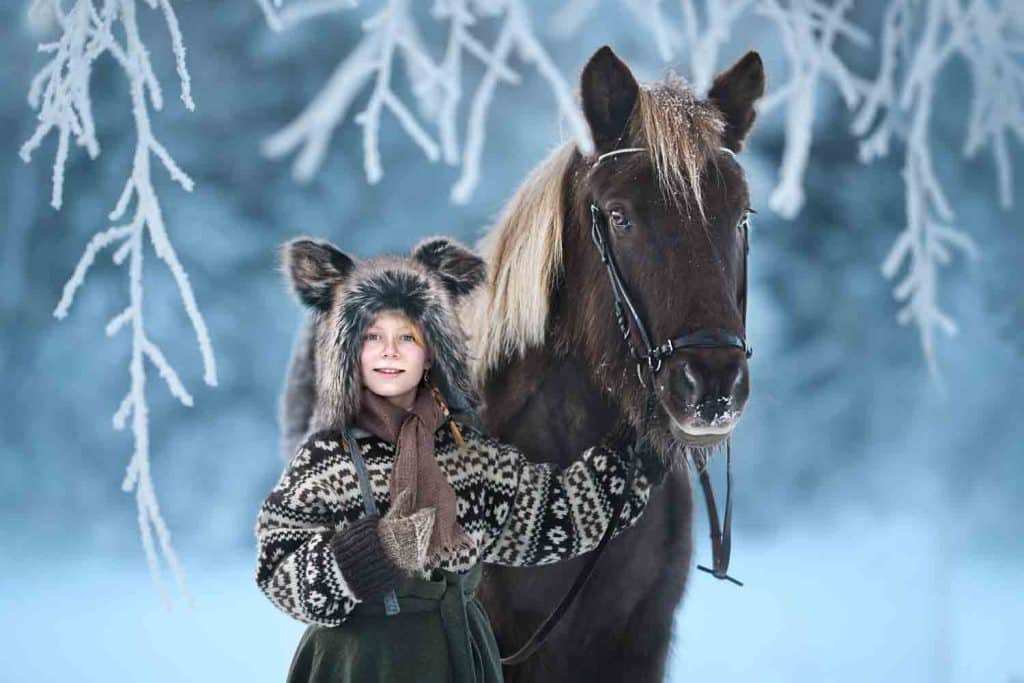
top-left (458, 46), bottom-right (765, 682)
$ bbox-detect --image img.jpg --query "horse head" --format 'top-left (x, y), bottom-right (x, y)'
top-left (557, 46), bottom-right (765, 453)
top-left (463, 45), bottom-right (764, 459)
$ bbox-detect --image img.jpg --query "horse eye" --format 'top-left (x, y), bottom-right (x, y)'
top-left (609, 208), bottom-right (631, 229)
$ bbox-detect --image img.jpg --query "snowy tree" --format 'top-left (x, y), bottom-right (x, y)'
top-left (21, 0), bottom-right (215, 606)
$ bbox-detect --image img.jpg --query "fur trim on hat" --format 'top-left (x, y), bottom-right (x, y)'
top-left (280, 235), bottom-right (487, 434)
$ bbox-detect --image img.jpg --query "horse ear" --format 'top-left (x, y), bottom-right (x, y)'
top-left (707, 51), bottom-right (765, 152)
top-left (412, 236), bottom-right (487, 300)
top-left (280, 237), bottom-right (356, 312)
top-left (580, 46), bottom-right (640, 153)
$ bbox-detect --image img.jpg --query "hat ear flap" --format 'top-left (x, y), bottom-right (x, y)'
top-left (280, 237), bottom-right (357, 312)
top-left (411, 236), bottom-right (487, 300)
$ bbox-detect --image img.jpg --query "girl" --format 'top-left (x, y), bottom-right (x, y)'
top-left (255, 235), bottom-right (666, 683)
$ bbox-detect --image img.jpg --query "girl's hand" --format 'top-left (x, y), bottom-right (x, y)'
top-left (378, 490), bottom-right (436, 574)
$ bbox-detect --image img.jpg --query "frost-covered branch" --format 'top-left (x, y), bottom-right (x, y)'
top-left (681, 0), bottom-right (755, 94)
top-left (258, 0), bottom-right (591, 202)
top-left (255, 0), bottom-right (357, 31)
top-left (757, 0), bottom-right (870, 218)
top-left (452, 0), bottom-right (594, 202)
top-left (852, 0), bottom-right (1018, 381)
top-left (22, 0), bottom-right (216, 605)
top-left (22, 0), bottom-right (106, 209)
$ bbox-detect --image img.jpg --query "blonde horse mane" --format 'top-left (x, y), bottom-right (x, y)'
top-left (461, 143), bottom-right (575, 383)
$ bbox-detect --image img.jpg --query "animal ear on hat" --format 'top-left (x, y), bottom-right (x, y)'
top-left (411, 236), bottom-right (487, 300)
top-left (280, 237), bottom-right (356, 312)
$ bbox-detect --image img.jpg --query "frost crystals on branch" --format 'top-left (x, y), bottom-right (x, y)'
top-left (258, 0), bottom-right (594, 203)
top-left (755, 0), bottom-right (870, 218)
top-left (21, 0), bottom-right (216, 606)
top-left (852, 0), bottom-right (1020, 382)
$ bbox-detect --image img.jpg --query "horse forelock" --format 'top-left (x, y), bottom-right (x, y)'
top-left (629, 75), bottom-right (726, 219)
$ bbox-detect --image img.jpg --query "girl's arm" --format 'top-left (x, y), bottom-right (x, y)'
top-left (254, 431), bottom-right (401, 626)
top-left (472, 428), bottom-right (658, 567)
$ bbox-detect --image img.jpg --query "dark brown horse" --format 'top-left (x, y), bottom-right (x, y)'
top-left (459, 46), bottom-right (765, 682)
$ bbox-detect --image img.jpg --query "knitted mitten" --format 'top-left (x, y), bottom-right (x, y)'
top-left (378, 490), bottom-right (436, 574)
top-left (330, 514), bottom-right (402, 602)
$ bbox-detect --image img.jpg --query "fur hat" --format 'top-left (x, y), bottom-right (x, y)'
top-left (280, 235), bottom-right (487, 435)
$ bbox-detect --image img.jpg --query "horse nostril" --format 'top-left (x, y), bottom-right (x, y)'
top-left (669, 353), bottom-right (748, 423)
top-left (673, 360), bottom-right (702, 408)
top-left (729, 365), bottom-right (745, 398)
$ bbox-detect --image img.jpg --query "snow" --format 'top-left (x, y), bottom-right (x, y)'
top-left (673, 510), bottom-right (1023, 683)
top-left (3, 509), bottom-right (1020, 682)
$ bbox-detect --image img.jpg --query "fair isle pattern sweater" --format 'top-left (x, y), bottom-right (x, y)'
top-left (254, 424), bottom-right (653, 627)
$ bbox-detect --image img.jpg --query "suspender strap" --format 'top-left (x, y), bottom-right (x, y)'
top-left (343, 428), bottom-right (401, 616)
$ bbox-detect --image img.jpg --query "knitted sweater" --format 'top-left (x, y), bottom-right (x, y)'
top-left (254, 424), bottom-right (653, 627)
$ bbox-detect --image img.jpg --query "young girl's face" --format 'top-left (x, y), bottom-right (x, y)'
top-left (359, 309), bottom-right (430, 409)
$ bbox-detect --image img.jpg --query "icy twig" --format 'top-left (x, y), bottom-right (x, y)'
top-left (258, 0), bottom-right (585, 202)
top-left (23, 0), bottom-right (216, 605)
top-left (757, 0), bottom-right (867, 219)
top-left (853, 0), bottom-right (1016, 381)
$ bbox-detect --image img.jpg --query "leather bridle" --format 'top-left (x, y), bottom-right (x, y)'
top-left (587, 149), bottom-right (752, 384)
top-left (500, 146), bottom-right (751, 667)
top-left (587, 146), bottom-right (751, 587)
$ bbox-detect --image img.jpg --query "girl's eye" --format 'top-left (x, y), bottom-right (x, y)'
top-left (364, 333), bottom-right (380, 341)
top-left (400, 334), bottom-right (415, 342)
top-left (609, 208), bottom-right (631, 229)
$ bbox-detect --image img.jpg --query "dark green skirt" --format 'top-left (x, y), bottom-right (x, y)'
top-left (285, 562), bottom-right (503, 683)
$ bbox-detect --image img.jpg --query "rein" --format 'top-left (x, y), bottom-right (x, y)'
top-left (501, 145), bottom-right (749, 667)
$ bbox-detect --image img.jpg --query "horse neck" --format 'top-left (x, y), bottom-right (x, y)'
top-left (479, 346), bottom-right (620, 467)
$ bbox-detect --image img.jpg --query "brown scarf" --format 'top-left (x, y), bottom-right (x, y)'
top-left (355, 385), bottom-right (475, 563)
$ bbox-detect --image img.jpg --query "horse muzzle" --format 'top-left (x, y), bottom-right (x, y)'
top-left (656, 348), bottom-right (749, 444)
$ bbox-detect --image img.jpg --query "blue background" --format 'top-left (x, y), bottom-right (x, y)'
top-left (1, 2), bottom-right (1021, 682)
